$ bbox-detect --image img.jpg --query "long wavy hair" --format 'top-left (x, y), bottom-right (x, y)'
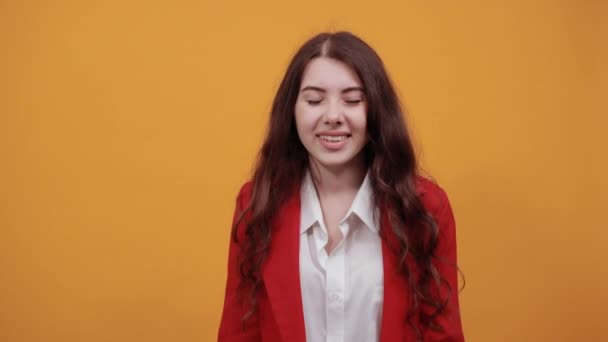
top-left (233, 31), bottom-right (454, 339)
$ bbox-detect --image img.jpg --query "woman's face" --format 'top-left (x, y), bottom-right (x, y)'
top-left (295, 57), bottom-right (368, 172)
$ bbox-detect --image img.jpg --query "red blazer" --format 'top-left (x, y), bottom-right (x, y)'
top-left (218, 177), bottom-right (464, 341)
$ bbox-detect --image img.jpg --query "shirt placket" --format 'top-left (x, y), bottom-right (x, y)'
top-left (325, 222), bottom-right (347, 342)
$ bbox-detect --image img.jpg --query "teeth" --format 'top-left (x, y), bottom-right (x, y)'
top-left (320, 135), bottom-right (348, 142)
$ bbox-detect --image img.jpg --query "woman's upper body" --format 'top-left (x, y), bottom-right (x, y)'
top-left (217, 31), bottom-right (465, 341)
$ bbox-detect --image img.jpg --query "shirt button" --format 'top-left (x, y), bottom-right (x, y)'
top-left (329, 293), bottom-right (341, 302)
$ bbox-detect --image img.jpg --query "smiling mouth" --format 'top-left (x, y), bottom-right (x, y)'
top-left (317, 134), bottom-right (351, 142)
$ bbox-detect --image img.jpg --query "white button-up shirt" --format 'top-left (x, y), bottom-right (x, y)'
top-left (299, 170), bottom-right (384, 342)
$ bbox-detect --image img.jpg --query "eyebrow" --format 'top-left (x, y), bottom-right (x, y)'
top-left (300, 86), bottom-right (365, 94)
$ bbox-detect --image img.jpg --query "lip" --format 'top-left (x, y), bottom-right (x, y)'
top-left (317, 134), bottom-right (350, 151)
top-left (316, 131), bottom-right (351, 137)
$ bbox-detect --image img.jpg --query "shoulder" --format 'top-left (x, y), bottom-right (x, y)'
top-left (414, 175), bottom-right (451, 217)
top-left (235, 181), bottom-right (254, 208)
top-left (230, 182), bottom-right (254, 240)
top-left (414, 176), bottom-right (458, 252)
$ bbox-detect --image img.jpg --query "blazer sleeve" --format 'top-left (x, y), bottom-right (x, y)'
top-left (217, 183), bottom-right (261, 342)
top-left (422, 189), bottom-right (465, 342)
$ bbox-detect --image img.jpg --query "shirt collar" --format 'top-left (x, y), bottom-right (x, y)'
top-left (299, 169), bottom-right (379, 235)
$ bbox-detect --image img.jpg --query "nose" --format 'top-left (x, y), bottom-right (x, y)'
top-left (323, 99), bottom-right (343, 125)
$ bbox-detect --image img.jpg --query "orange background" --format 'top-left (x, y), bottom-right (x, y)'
top-left (1, 1), bottom-right (606, 341)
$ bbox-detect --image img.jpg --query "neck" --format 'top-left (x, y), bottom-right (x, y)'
top-left (309, 154), bottom-right (367, 197)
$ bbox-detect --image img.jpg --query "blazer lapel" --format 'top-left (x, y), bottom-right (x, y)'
top-left (262, 187), bottom-right (306, 342)
top-left (379, 209), bottom-right (412, 342)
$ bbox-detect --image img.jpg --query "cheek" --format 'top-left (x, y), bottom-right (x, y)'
top-left (294, 105), bottom-right (318, 135)
top-left (350, 108), bottom-right (368, 134)
top-left (294, 107), bottom-right (314, 143)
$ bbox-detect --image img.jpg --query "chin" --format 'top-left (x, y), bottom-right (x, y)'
top-left (312, 154), bottom-right (359, 170)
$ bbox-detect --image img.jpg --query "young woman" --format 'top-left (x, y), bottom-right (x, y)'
top-left (218, 31), bottom-right (464, 342)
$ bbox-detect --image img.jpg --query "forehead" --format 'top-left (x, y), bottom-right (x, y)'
top-left (299, 57), bottom-right (363, 90)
